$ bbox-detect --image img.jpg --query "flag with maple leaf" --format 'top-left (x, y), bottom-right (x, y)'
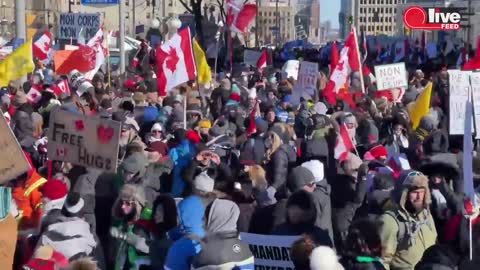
top-left (51, 80), bottom-right (71, 97)
top-left (32, 30), bottom-right (52, 61)
top-left (156, 27), bottom-right (197, 96)
top-left (323, 28), bottom-right (361, 106)
top-left (227, 0), bottom-right (257, 33)
top-left (26, 86), bottom-right (42, 104)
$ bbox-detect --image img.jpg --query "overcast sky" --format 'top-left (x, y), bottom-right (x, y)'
top-left (320, 0), bottom-right (340, 28)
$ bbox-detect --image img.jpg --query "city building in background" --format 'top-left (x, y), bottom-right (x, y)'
top-left (355, 0), bottom-right (407, 36)
top-left (257, 0), bottom-right (296, 46)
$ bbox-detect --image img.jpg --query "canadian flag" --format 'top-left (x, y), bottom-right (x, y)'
top-left (156, 27), bottom-right (197, 96)
top-left (323, 29), bottom-right (361, 105)
top-left (85, 26), bottom-right (107, 80)
top-left (51, 80), bottom-right (71, 97)
top-left (32, 30), bottom-right (52, 61)
top-left (26, 86), bottom-right (42, 104)
top-left (227, 0), bottom-right (257, 33)
top-left (362, 65), bottom-right (376, 83)
top-left (257, 49), bottom-right (267, 69)
top-left (334, 123), bottom-right (355, 161)
top-left (3, 111), bottom-right (11, 125)
top-left (56, 147), bottom-right (68, 157)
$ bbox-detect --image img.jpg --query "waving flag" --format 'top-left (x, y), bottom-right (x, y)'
top-left (334, 123), bottom-right (355, 161)
top-left (26, 86), bottom-right (42, 104)
top-left (32, 30), bottom-right (52, 61)
top-left (0, 39), bottom-right (35, 86)
top-left (257, 49), bottom-right (267, 69)
top-left (156, 27), bottom-right (197, 96)
top-left (193, 39), bottom-right (212, 85)
top-left (323, 29), bottom-right (361, 105)
top-left (85, 27), bottom-right (107, 80)
top-left (227, 0), bottom-right (257, 33)
top-left (330, 41), bottom-right (339, 72)
top-left (51, 80), bottom-right (71, 97)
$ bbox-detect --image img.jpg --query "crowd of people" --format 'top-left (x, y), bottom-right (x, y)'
top-left (0, 49), bottom-right (479, 270)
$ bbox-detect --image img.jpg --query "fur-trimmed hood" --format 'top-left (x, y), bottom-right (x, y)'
top-left (112, 184), bottom-right (146, 221)
top-left (392, 170), bottom-right (432, 211)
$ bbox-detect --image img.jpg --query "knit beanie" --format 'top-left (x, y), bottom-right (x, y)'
top-left (120, 152), bottom-right (148, 178)
top-left (13, 91), bottom-right (28, 106)
top-left (198, 119), bottom-right (212, 129)
top-left (64, 193), bottom-right (85, 215)
top-left (193, 171), bottom-right (215, 193)
top-left (288, 166), bottom-right (316, 192)
top-left (226, 83), bottom-right (241, 106)
top-left (40, 180), bottom-right (68, 201)
top-left (301, 160), bottom-right (325, 183)
top-left (309, 246), bottom-right (344, 270)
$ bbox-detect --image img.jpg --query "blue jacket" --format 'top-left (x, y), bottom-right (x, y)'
top-left (169, 140), bottom-right (196, 197)
top-left (164, 196), bottom-right (205, 270)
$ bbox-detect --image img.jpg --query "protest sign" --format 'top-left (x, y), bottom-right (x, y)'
top-left (281, 60), bottom-right (300, 80)
top-left (448, 70), bottom-right (473, 135)
top-left (294, 61), bottom-right (319, 98)
top-left (374, 63), bottom-right (408, 90)
top-left (470, 72), bottom-right (480, 138)
top-left (244, 50), bottom-right (262, 67)
top-left (0, 113), bottom-right (31, 184)
top-left (47, 108), bottom-right (121, 173)
top-left (58, 13), bottom-right (101, 40)
top-left (240, 233), bottom-right (300, 270)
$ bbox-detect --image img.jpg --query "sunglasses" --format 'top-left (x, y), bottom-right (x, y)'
top-left (407, 171), bottom-right (423, 178)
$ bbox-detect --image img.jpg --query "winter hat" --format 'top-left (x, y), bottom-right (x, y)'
top-left (186, 103), bottom-right (202, 116)
top-left (220, 78), bottom-right (231, 90)
top-left (309, 246), bottom-right (344, 270)
top-left (151, 122), bottom-right (163, 133)
top-left (288, 166), bottom-right (316, 192)
top-left (113, 184), bottom-right (146, 220)
top-left (173, 94), bottom-right (183, 104)
top-left (418, 115), bottom-right (435, 132)
top-left (255, 118), bottom-right (269, 134)
top-left (301, 160), bottom-right (324, 183)
top-left (25, 246), bottom-right (69, 270)
top-left (312, 102), bottom-right (328, 115)
top-left (226, 83), bottom-right (241, 106)
top-left (198, 119), bottom-right (212, 129)
top-left (40, 179), bottom-right (68, 201)
top-left (248, 88), bottom-right (257, 99)
top-left (147, 141), bottom-right (169, 156)
top-left (13, 91), bottom-right (27, 106)
top-left (282, 94), bottom-right (293, 103)
top-left (120, 152), bottom-right (148, 178)
top-left (186, 129), bottom-right (201, 144)
top-left (132, 92), bottom-right (146, 105)
top-left (366, 145), bottom-right (388, 160)
top-left (276, 110), bottom-right (289, 123)
top-left (64, 192), bottom-right (85, 215)
top-left (193, 171), bottom-right (215, 193)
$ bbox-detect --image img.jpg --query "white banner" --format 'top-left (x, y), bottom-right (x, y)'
top-left (240, 233), bottom-right (300, 269)
top-left (294, 61), bottom-right (319, 98)
top-left (448, 70), bottom-right (473, 135)
top-left (470, 72), bottom-right (480, 138)
top-left (58, 13), bottom-right (101, 40)
top-left (374, 62), bottom-right (408, 90)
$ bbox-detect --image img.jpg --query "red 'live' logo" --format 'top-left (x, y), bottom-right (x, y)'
top-left (403, 6), bottom-right (463, 30)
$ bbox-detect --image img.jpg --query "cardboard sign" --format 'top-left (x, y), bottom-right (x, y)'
top-left (0, 113), bottom-right (31, 184)
top-left (448, 70), bottom-right (473, 135)
top-left (58, 13), bottom-right (101, 40)
top-left (294, 61), bottom-right (319, 98)
top-left (374, 63), bottom-right (408, 90)
top-left (47, 108), bottom-right (121, 173)
top-left (240, 233), bottom-right (300, 269)
top-left (244, 50), bottom-right (262, 67)
top-left (470, 72), bottom-right (480, 138)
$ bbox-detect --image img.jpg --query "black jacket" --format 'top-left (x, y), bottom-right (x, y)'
top-left (415, 244), bottom-right (460, 270)
top-left (240, 135), bottom-right (266, 165)
top-left (312, 181), bottom-right (334, 244)
top-left (265, 144), bottom-right (297, 198)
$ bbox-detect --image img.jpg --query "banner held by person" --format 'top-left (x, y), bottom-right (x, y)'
top-left (58, 13), bottom-right (101, 41)
top-left (469, 72), bottom-right (480, 139)
top-left (47, 108), bottom-right (121, 173)
top-left (374, 62), bottom-right (408, 90)
top-left (293, 61), bottom-right (319, 100)
top-left (0, 113), bottom-right (31, 184)
top-left (448, 70), bottom-right (473, 135)
top-left (240, 233), bottom-right (300, 269)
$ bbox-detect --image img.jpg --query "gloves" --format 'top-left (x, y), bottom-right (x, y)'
top-left (110, 227), bottom-right (126, 240)
top-left (126, 233), bottom-right (150, 253)
top-left (357, 162), bottom-right (370, 181)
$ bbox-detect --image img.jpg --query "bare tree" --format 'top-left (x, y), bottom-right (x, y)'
top-left (178, 0), bottom-right (205, 47)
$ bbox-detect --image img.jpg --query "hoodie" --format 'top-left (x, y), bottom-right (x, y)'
top-left (192, 199), bottom-right (255, 269)
top-left (169, 139), bottom-right (197, 197)
top-left (165, 196), bottom-right (205, 270)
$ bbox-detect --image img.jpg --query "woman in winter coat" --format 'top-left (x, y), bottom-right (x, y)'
top-left (149, 194), bottom-right (178, 269)
top-left (263, 130), bottom-right (297, 199)
top-left (339, 219), bottom-right (386, 270)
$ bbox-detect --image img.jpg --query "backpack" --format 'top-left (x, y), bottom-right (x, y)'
top-left (381, 211), bottom-right (408, 250)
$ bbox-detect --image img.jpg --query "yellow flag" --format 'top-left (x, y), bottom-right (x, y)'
top-left (409, 82), bottom-right (432, 129)
top-left (192, 40), bottom-right (212, 85)
top-left (0, 39), bottom-right (35, 87)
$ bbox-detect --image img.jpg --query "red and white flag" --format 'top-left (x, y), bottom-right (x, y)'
top-left (32, 30), bottom-right (52, 61)
top-left (156, 28), bottom-right (197, 96)
top-left (227, 0), bottom-right (257, 33)
top-left (323, 29), bottom-right (361, 105)
top-left (257, 49), bottom-right (267, 69)
top-left (334, 124), bottom-right (355, 161)
top-left (26, 86), bottom-right (42, 104)
top-left (362, 65), bottom-right (376, 83)
top-left (85, 26), bottom-right (107, 80)
top-left (51, 80), bottom-right (71, 97)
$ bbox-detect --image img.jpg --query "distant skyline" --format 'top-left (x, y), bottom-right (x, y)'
top-left (320, 0), bottom-right (340, 28)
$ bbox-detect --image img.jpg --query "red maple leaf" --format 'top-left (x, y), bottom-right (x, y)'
top-left (31, 93), bottom-right (38, 99)
top-left (165, 47), bottom-right (179, 73)
top-left (336, 61), bottom-right (345, 71)
top-left (43, 41), bottom-right (51, 53)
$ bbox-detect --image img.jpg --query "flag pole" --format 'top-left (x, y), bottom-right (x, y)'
top-left (183, 95), bottom-right (187, 130)
top-left (352, 26), bottom-right (366, 94)
top-left (469, 216), bottom-right (473, 260)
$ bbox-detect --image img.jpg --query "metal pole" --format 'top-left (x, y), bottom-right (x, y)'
top-left (119, 0), bottom-right (126, 73)
top-left (162, 0), bottom-right (166, 18)
top-left (255, 0), bottom-right (259, 48)
top-left (132, 0), bottom-right (136, 37)
top-left (15, 0), bottom-right (25, 40)
top-left (467, 0), bottom-right (472, 46)
top-left (275, 0), bottom-right (279, 46)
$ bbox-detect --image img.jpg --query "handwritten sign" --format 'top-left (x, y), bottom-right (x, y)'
top-left (0, 113), bottom-right (31, 184)
top-left (470, 72), bottom-right (480, 138)
top-left (374, 63), bottom-right (408, 90)
top-left (294, 61), bottom-right (319, 98)
top-left (240, 233), bottom-right (300, 269)
top-left (58, 13), bottom-right (100, 40)
top-left (448, 70), bottom-right (473, 135)
top-left (47, 108), bottom-right (121, 173)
